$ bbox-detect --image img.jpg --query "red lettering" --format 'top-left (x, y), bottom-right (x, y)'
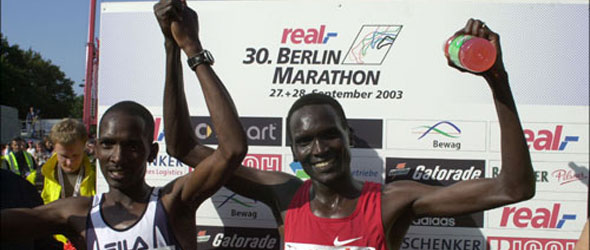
top-left (524, 129), bottom-right (535, 148)
top-left (549, 203), bottom-right (560, 228)
top-left (500, 207), bottom-right (515, 226)
top-left (500, 203), bottom-right (563, 229)
top-left (281, 25), bottom-right (328, 44)
top-left (530, 208), bottom-right (551, 228)
top-left (534, 129), bottom-right (553, 150)
top-left (488, 237), bottom-right (576, 250)
top-left (281, 28), bottom-right (292, 43)
top-left (291, 29), bottom-right (304, 44)
top-left (513, 208), bottom-right (531, 227)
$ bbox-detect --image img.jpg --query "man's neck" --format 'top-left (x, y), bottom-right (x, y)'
top-left (106, 183), bottom-right (152, 207)
top-left (311, 176), bottom-right (363, 202)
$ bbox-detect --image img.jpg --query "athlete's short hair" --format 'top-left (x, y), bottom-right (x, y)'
top-left (50, 118), bottom-right (88, 145)
top-left (99, 101), bottom-right (155, 143)
top-left (286, 93), bottom-right (348, 141)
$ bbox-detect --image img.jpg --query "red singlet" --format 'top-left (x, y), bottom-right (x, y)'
top-left (284, 180), bottom-right (387, 250)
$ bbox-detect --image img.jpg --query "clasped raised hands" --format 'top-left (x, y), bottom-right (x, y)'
top-left (154, 0), bottom-right (203, 56)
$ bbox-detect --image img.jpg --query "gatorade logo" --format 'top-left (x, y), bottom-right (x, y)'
top-left (385, 158), bottom-right (485, 186)
top-left (197, 225), bottom-right (280, 250)
top-left (524, 125), bottom-right (579, 152)
top-left (499, 203), bottom-right (577, 229)
top-left (281, 25), bottom-right (337, 44)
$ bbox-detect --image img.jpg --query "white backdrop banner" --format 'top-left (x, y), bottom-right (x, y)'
top-left (97, 0), bottom-right (589, 248)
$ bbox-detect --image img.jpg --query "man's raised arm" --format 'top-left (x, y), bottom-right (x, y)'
top-left (155, 0), bottom-right (247, 203)
top-left (387, 19), bottom-right (535, 218)
top-left (155, 0), bottom-right (301, 222)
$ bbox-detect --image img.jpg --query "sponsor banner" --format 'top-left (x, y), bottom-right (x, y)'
top-left (196, 225), bottom-right (280, 250)
top-left (411, 215), bottom-right (482, 228)
top-left (286, 118), bottom-right (383, 149)
top-left (488, 201), bottom-right (586, 231)
top-left (490, 123), bottom-right (589, 154)
top-left (197, 187), bottom-right (277, 227)
top-left (385, 157), bottom-right (485, 228)
top-left (386, 120), bottom-right (486, 152)
top-left (487, 236), bottom-right (577, 250)
top-left (385, 157), bottom-right (485, 186)
top-left (146, 153), bottom-right (189, 179)
top-left (400, 234), bottom-right (485, 250)
top-left (243, 154), bottom-right (282, 172)
top-left (489, 161), bottom-right (589, 193)
top-left (191, 116), bottom-right (282, 146)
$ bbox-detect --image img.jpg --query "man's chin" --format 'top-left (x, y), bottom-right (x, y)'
top-left (61, 167), bottom-right (81, 174)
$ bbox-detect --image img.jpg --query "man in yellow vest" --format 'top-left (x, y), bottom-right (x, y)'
top-left (26, 118), bottom-right (95, 247)
top-left (1, 137), bottom-right (36, 177)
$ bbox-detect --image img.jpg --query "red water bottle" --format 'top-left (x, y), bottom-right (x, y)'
top-left (444, 35), bottom-right (496, 73)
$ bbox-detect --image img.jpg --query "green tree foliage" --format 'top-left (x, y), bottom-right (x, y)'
top-left (1, 33), bottom-right (80, 119)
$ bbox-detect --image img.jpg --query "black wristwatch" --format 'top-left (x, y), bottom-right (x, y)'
top-left (187, 50), bottom-right (214, 70)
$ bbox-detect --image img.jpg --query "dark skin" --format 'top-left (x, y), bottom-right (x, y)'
top-left (0, 1), bottom-right (247, 249)
top-left (161, 8), bottom-right (535, 249)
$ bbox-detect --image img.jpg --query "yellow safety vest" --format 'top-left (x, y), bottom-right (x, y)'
top-left (5, 151), bottom-right (35, 176)
top-left (27, 153), bottom-right (96, 245)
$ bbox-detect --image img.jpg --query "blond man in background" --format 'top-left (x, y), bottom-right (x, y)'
top-left (26, 118), bottom-right (96, 248)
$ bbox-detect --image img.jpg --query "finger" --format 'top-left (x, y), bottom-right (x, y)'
top-left (464, 18), bottom-right (475, 35)
top-left (155, 5), bottom-right (174, 19)
top-left (479, 23), bottom-right (489, 38)
top-left (470, 19), bottom-right (483, 36)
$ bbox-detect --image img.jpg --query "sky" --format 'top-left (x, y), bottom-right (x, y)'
top-left (1, 0), bottom-right (148, 96)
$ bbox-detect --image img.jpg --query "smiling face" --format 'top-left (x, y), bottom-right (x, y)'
top-left (96, 111), bottom-right (158, 190)
top-left (289, 104), bottom-right (352, 184)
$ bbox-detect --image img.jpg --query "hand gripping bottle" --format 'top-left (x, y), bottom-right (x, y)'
top-left (444, 35), bottom-right (496, 73)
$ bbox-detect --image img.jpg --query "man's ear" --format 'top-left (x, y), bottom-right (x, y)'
top-left (148, 142), bottom-right (159, 162)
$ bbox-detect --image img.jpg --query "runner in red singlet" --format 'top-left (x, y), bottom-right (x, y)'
top-left (161, 5), bottom-right (535, 249)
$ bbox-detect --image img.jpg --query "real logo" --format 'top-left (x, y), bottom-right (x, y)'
top-left (281, 25), bottom-right (337, 44)
top-left (500, 203), bottom-right (576, 229)
top-left (524, 125), bottom-right (579, 151)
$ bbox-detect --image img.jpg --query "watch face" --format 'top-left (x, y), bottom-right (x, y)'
top-left (204, 51), bottom-right (214, 64)
top-left (188, 50), bottom-right (214, 69)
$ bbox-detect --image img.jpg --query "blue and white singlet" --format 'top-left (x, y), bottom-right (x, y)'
top-left (85, 187), bottom-right (180, 250)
